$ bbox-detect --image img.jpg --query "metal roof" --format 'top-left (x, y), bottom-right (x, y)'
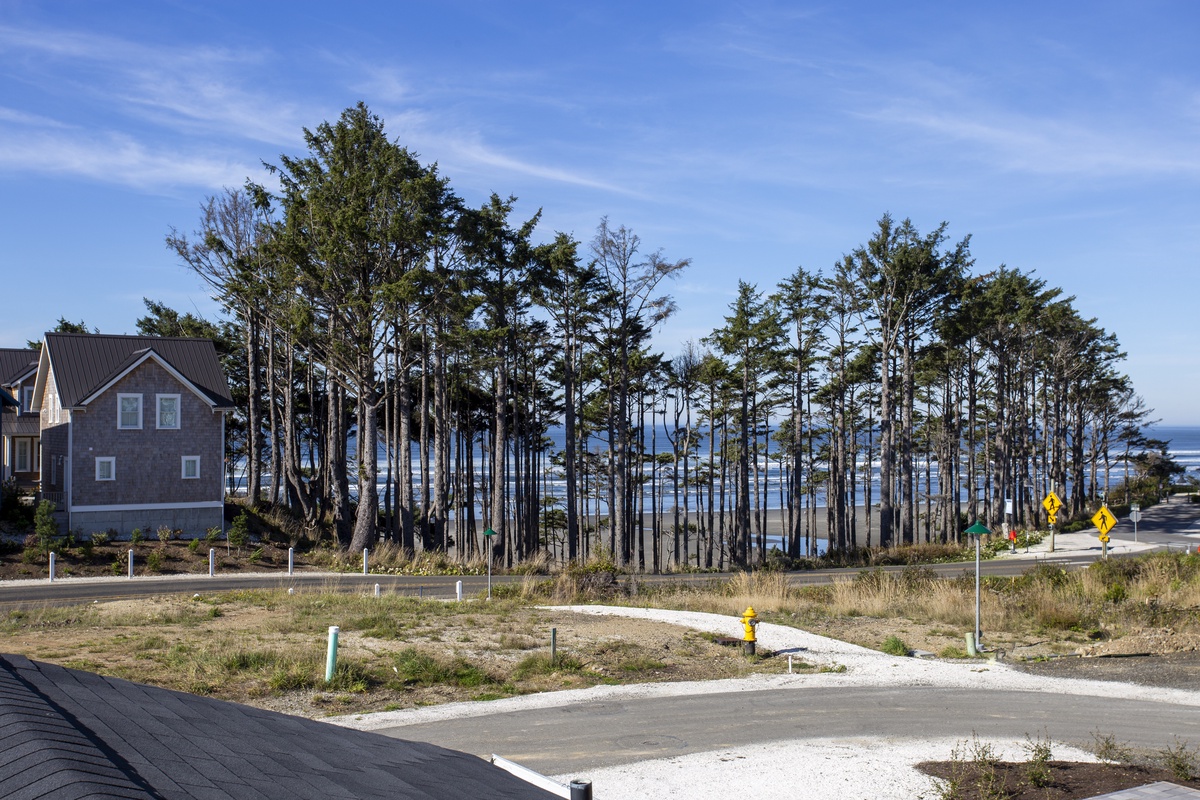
top-left (0, 408), bottom-right (37, 433)
top-left (0, 654), bottom-right (558, 800)
top-left (42, 333), bottom-right (234, 409)
top-left (0, 348), bottom-right (37, 387)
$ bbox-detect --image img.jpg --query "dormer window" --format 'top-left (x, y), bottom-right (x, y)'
top-left (118, 394), bottom-right (143, 429)
top-left (157, 394), bottom-right (181, 430)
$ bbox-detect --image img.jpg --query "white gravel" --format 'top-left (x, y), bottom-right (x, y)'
top-left (332, 603), bottom-right (1200, 799)
top-left (562, 736), bottom-right (1101, 800)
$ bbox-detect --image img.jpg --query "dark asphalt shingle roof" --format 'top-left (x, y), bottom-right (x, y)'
top-left (0, 654), bottom-right (559, 800)
top-left (42, 334), bottom-right (234, 409)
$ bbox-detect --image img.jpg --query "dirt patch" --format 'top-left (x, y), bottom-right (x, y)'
top-left (1008, 650), bottom-right (1200, 690)
top-left (919, 760), bottom-right (1200, 799)
top-left (0, 595), bottom-right (804, 719)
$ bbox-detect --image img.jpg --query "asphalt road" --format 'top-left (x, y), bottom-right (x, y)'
top-left (1, 497), bottom-right (1196, 608)
top-left (375, 685), bottom-right (1200, 775)
top-left (2, 498), bottom-right (1197, 782)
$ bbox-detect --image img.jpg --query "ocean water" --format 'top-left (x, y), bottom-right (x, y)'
top-left (234, 424), bottom-right (1200, 510)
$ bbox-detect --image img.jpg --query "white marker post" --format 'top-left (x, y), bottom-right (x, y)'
top-left (325, 626), bottom-right (339, 682)
top-left (209, 548), bottom-right (215, 577)
top-left (484, 528), bottom-right (496, 601)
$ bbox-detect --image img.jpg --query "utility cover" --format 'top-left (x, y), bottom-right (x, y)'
top-left (1092, 507), bottom-right (1117, 535)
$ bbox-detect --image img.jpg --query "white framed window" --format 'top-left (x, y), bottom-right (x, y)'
top-left (118, 394), bottom-right (143, 429)
top-left (182, 455), bottom-right (200, 480)
top-left (14, 439), bottom-right (30, 472)
top-left (21, 386), bottom-right (32, 414)
top-left (95, 457), bottom-right (115, 482)
top-left (157, 394), bottom-right (181, 429)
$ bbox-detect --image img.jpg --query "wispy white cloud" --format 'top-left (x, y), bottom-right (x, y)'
top-left (0, 128), bottom-right (263, 191)
top-left (0, 106), bottom-right (69, 127)
top-left (865, 105), bottom-right (1200, 178)
top-left (0, 23), bottom-right (309, 146)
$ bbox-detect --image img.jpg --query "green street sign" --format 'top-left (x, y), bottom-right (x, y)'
top-left (964, 521), bottom-right (991, 536)
top-left (484, 528), bottom-right (497, 538)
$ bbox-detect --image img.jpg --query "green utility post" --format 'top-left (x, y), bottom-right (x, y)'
top-left (964, 521), bottom-right (991, 654)
top-left (484, 528), bottom-right (496, 601)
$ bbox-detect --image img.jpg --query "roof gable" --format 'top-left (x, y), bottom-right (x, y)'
top-left (78, 348), bottom-right (223, 409)
top-left (0, 387), bottom-right (15, 407)
top-left (37, 333), bottom-right (234, 410)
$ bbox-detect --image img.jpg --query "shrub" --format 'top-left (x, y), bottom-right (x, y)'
top-left (130, 528), bottom-right (144, 546)
top-left (880, 635), bottom-right (909, 657)
top-left (91, 530), bottom-right (111, 547)
top-left (146, 551), bottom-right (163, 573)
top-left (34, 500), bottom-right (59, 555)
top-left (157, 525), bottom-right (173, 546)
top-left (228, 513), bottom-right (250, 554)
top-left (187, 538), bottom-right (202, 554)
top-left (1091, 730), bottom-right (1133, 763)
top-left (1022, 734), bottom-right (1054, 788)
top-left (1160, 739), bottom-right (1198, 781)
top-left (205, 526), bottom-right (221, 544)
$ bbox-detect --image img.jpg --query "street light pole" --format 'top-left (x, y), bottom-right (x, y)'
top-left (965, 520), bottom-right (991, 652)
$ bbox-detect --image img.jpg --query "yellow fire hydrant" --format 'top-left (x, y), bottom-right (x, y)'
top-left (741, 607), bottom-right (758, 656)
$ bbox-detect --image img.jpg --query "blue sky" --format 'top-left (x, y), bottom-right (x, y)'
top-left (1, 2), bottom-right (1197, 423)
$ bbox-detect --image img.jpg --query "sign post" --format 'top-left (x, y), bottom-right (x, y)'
top-left (965, 520), bottom-right (991, 653)
top-left (1131, 503), bottom-right (1141, 543)
top-left (484, 528), bottom-right (496, 601)
top-left (1042, 491), bottom-right (1063, 553)
top-left (1092, 506), bottom-right (1116, 560)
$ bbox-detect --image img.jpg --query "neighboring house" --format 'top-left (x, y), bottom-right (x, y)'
top-left (31, 333), bottom-right (235, 538)
top-left (0, 653), bottom-right (560, 800)
top-left (0, 347), bottom-right (39, 491)
top-left (0, 386), bottom-right (16, 514)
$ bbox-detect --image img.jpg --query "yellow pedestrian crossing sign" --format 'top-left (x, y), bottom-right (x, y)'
top-left (1042, 492), bottom-right (1063, 514)
top-left (1092, 506), bottom-right (1116, 536)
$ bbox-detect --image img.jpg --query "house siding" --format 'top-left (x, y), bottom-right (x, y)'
top-left (68, 360), bottom-right (224, 536)
top-left (38, 368), bottom-right (69, 510)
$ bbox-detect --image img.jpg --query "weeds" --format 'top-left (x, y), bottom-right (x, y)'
top-left (1091, 730), bottom-right (1134, 764)
top-left (880, 635), bottom-right (909, 657)
top-left (1021, 733), bottom-right (1053, 788)
top-left (1159, 738), bottom-right (1199, 781)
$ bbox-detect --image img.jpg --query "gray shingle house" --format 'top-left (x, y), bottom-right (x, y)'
top-left (31, 333), bottom-right (235, 538)
top-left (0, 653), bottom-right (559, 799)
top-left (0, 347), bottom-right (39, 491)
